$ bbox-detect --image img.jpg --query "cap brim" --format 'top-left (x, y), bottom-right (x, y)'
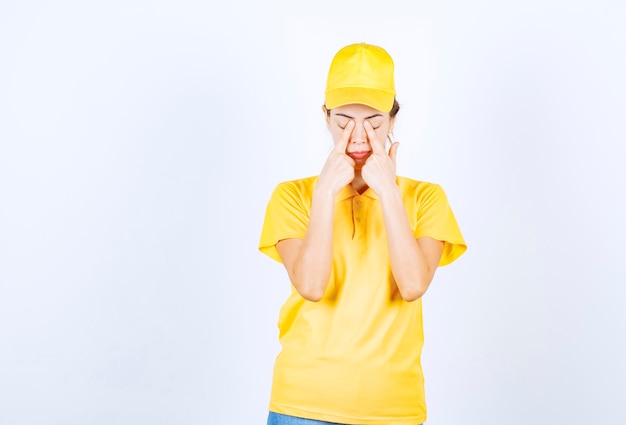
top-left (325, 87), bottom-right (394, 112)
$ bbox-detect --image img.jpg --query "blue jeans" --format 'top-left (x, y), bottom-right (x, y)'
top-left (267, 412), bottom-right (423, 425)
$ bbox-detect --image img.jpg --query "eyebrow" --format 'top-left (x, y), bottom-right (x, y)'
top-left (334, 113), bottom-right (384, 120)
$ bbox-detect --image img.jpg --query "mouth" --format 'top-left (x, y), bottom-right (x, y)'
top-left (348, 151), bottom-right (370, 160)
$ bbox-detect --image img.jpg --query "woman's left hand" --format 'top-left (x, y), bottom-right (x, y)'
top-left (361, 121), bottom-right (399, 194)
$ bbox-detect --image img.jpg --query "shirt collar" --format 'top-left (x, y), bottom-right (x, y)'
top-left (334, 184), bottom-right (380, 201)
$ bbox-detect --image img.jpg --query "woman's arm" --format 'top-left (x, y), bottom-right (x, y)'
top-left (276, 122), bottom-right (356, 302)
top-left (378, 187), bottom-right (444, 301)
top-left (276, 188), bottom-right (336, 302)
top-left (361, 121), bottom-right (444, 301)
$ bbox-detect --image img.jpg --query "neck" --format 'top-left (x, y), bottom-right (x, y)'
top-left (351, 172), bottom-right (368, 194)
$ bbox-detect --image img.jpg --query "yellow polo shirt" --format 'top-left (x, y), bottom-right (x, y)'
top-left (259, 176), bottom-right (466, 425)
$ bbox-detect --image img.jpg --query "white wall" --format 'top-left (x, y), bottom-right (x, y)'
top-left (1, 1), bottom-right (625, 424)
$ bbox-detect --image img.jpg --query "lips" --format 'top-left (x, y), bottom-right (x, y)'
top-left (348, 151), bottom-right (370, 160)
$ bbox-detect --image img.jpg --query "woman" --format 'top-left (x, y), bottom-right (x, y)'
top-left (259, 42), bottom-right (467, 425)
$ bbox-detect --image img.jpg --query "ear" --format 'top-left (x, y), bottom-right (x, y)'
top-left (388, 116), bottom-right (396, 133)
top-left (322, 105), bottom-right (330, 127)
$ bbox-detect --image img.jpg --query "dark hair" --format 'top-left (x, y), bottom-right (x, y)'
top-left (389, 98), bottom-right (400, 118)
top-left (325, 98), bottom-right (401, 118)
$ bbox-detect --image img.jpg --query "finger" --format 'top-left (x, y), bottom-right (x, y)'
top-left (389, 142), bottom-right (400, 164)
top-left (333, 120), bottom-right (354, 153)
top-left (364, 121), bottom-right (385, 154)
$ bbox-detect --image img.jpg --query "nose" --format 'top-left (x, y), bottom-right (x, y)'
top-left (350, 123), bottom-right (368, 145)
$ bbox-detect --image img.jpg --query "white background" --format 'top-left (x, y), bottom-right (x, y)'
top-left (1, 1), bottom-right (625, 424)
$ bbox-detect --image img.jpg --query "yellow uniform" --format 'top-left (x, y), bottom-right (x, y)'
top-left (259, 175), bottom-right (466, 425)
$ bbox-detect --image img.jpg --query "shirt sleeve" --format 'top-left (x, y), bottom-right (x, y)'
top-left (258, 181), bottom-right (311, 263)
top-left (413, 184), bottom-right (467, 266)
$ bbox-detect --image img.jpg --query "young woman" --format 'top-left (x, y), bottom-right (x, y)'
top-left (259, 42), bottom-right (467, 425)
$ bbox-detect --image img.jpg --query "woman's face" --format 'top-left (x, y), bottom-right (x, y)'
top-left (324, 103), bottom-right (395, 168)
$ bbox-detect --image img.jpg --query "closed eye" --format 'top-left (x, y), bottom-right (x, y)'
top-left (339, 123), bottom-right (379, 130)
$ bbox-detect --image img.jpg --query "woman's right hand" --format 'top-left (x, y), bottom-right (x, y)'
top-left (278, 121), bottom-right (355, 302)
top-left (316, 120), bottom-right (355, 195)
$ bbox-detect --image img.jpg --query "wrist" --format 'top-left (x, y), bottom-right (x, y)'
top-left (313, 182), bottom-right (339, 202)
top-left (377, 182), bottom-right (401, 202)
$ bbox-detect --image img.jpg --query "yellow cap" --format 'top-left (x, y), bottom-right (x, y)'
top-left (325, 42), bottom-right (395, 112)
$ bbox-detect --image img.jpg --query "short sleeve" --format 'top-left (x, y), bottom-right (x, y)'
top-left (413, 184), bottom-right (467, 266)
top-left (258, 181), bottom-right (311, 263)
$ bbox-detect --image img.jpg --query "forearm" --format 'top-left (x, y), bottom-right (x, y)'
top-left (379, 186), bottom-right (437, 301)
top-left (289, 188), bottom-right (336, 301)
